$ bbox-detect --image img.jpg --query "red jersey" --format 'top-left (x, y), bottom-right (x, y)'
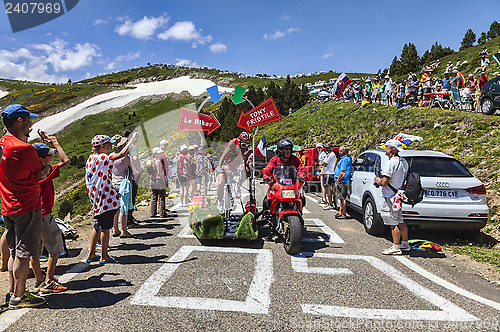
top-left (263, 155), bottom-right (306, 179)
top-left (0, 135), bottom-right (43, 216)
top-left (39, 164), bottom-right (60, 215)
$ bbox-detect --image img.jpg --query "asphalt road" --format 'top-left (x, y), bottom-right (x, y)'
top-left (1, 184), bottom-right (499, 331)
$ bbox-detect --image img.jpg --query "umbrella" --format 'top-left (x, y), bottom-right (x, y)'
top-left (268, 145), bottom-right (302, 152)
top-left (309, 89), bottom-right (321, 94)
top-left (318, 90), bottom-right (331, 97)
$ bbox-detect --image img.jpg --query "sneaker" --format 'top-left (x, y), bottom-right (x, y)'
top-left (34, 280), bottom-right (45, 292)
top-left (5, 292), bottom-right (13, 305)
top-left (399, 243), bottom-right (411, 252)
top-left (335, 214), bottom-right (346, 219)
top-left (323, 204), bottom-right (334, 210)
top-left (39, 279), bottom-right (68, 294)
top-left (382, 246), bottom-right (402, 255)
top-left (9, 290), bottom-right (46, 309)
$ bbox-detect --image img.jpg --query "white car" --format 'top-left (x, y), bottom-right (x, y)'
top-left (348, 149), bottom-right (488, 236)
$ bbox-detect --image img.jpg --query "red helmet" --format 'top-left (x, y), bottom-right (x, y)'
top-left (239, 132), bottom-right (252, 144)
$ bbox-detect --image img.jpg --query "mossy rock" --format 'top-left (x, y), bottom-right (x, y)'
top-left (189, 209), bottom-right (225, 239)
top-left (235, 212), bottom-right (258, 240)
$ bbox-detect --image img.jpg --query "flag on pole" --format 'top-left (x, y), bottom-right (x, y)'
top-left (255, 134), bottom-right (266, 159)
top-left (332, 73), bottom-right (352, 98)
top-left (394, 132), bottom-right (423, 148)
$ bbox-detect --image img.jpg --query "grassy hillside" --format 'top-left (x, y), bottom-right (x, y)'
top-left (0, 80), bottom-right (111, 116)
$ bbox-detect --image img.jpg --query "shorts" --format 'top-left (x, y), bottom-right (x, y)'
top-left (39, 214), bottom-right (64, 257)
top-left (322, 174), bottom-right (335, 186)
top-left (178, 175), bottom-right (189, 187)
top-left (335, 181), bottom-right (350, 200)
top-left (4, 209), bottom-right (43, 259)
top-left (381, 197), bottom-right (403, 226)
top-left (93, 209), bottom-right (117, 230)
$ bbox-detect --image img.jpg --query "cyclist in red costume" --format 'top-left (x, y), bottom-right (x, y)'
top-left (216, 132), bottom-right (252, 209)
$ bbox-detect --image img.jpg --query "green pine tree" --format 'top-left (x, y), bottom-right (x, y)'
top-left (460, 29), bottom-right (476, 50)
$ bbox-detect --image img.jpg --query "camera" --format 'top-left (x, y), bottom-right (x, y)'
top-left (373, 170), bottom-right (382, 188)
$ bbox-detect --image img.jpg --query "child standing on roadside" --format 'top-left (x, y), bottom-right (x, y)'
top-left (30, 131), bottom-right (70, 293)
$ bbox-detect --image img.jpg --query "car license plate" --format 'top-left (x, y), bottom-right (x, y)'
top-left (424, 190), bottom-right (459, 198)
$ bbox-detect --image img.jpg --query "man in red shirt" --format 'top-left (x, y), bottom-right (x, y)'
top-left (262, 139), bottom-right (306, 181)
top-left (0, 104), bottom-right (50, 309)
top-left (478, 72), bottom-right (488, 91)
top-left (30, 131), bottom-right (70, 294)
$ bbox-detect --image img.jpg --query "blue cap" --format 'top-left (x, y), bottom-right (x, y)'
top-left (2, 104), bottom-right (39, 119)
top-left (32, 143), bottom-right (57, 158)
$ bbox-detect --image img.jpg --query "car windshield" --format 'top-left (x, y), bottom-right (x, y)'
top-left (273, 164), bottom-right (298, 185)
top-left (406, 157), bottom-right (472, 177)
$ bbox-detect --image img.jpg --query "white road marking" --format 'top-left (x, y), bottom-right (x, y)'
top-left (178, 223), bottom-right (196, 238)
top-left (0, 262), bottom-right (89, 331)
top-left (170, 202), bottom-right (183, 212)
top-left (297, 252), bottom-right (478, 321)
top-left (394, 256), bottom-right (500, 312)
top-left (302, 207), bottom-right (311, 214)
top-left (131, 246), bottom-right (273, 314)
top-left (291, 253), bottom-right (353, 275)
top-left (303, 218), bottom-right (345, 243)
top-left (305, 195), bottom-right (319, 204)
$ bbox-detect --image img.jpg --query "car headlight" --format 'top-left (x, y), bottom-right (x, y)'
top-left (282, 189), bottom-right (295, 198)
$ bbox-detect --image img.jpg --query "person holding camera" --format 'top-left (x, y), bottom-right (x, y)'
top-left (374, 140), bottom-right (409, 255)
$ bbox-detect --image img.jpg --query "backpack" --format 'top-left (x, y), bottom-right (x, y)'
top-left (145, 164), bottom-right (155, 177)
top-left (403, 171), bottom-right (424, 206)
top-left (55, 218), bottom-right (78, 240)
top-left (388, 159), bottom-right (424, 207)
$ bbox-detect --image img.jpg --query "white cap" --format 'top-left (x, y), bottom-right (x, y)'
top-left (160, 139), bottom-right (168, 146)
top-left (385, 139), bottom-right (403, 152)
top-left (316, 143), bottom-right (324, 148)
top-left (180, 144), bottom-right (188, 152)
top-left (152, 147), bottom-right (164, 154)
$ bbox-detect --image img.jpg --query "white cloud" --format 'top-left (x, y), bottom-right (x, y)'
top-left (280, 13), bottom-right (290, 21)
top-left (321, 52), bottom-right (333, 59)
top-left (209, 43), bottom-right (227, 54)
top-left (31, 39), bottom-right (100, 72)
top-left (93, 19), bottom-right (108, 25)
top-left (105, 51), bottom-right (141, 70)
top-left (158, 21), bottom-right (212, 48)
top-left (264, 27), bottom-right (299, 40)
top-left (115, 15), bottom-right (169, 40)
top-left (175, 58), bottom-right (199, 68)
top-left (0, 39), bottom-right (101, 83)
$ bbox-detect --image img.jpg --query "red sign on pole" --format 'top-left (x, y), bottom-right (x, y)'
top-left (236, 97), bottom-right (281, 131)
top-left (178, 107), bottom-right (221, 135)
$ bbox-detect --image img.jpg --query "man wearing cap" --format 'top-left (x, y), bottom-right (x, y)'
top-left (30, 131), bottom-right (70, 294)
top-left (374, 140), bottom-right (409, 255)
top-left (85, 132), bottom-right (138, 265)
top-left (149, 147), bottom-right (167, 218)
top-left (320, 143), bottom-right (337, 210)
top-left (0, 104), bottom-right (50, 308)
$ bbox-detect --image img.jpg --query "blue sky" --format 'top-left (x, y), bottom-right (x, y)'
top-left (0, 0), bottom-right (499, 83)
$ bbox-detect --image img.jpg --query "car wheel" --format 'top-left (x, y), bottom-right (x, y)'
top-left (481, 98), bottom-right (495, 115)
top-left (362, 196), bottom-right (385, 236)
